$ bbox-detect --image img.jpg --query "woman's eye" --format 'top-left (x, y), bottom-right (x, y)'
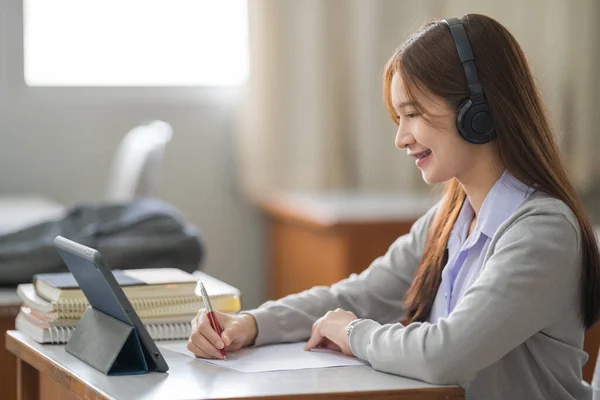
top-left (406, 112), bottom-right (418, 118)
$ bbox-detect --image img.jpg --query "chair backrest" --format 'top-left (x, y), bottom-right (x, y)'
top-left (105, 120), bottom-right (173, 203)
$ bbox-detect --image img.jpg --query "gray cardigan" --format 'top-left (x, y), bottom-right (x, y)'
top-left (246, 192), bottom-right (591, 400)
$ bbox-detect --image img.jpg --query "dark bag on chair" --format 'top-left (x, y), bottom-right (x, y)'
top-left (0, 198), bottom-right (203, 285)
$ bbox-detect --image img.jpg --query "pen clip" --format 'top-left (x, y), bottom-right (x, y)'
top-left (198, 282), bottom-right (214, 313)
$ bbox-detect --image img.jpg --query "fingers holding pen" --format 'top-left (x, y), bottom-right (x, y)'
top-left (189, 330), bottom-right (224, 359)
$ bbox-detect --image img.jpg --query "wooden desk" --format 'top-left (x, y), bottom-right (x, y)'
top-left (0, 289), bottom-right (21, 400)
top-left (260, 193), bottom-right (436, 299)
top-left (6, 331), bottom-right (464, 400)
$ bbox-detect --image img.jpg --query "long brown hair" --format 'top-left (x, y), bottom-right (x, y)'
top-left (383, 14), bottom-right (600, 329)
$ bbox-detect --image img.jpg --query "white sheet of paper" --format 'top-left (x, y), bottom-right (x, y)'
top-left (159, 341), bottom-right (367, 373)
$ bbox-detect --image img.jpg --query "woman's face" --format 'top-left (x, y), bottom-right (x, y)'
top-left (391, 73), bottom-right (482, 185)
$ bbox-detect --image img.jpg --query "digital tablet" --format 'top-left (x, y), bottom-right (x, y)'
top-left (53, 235), bottom-right (169, 373)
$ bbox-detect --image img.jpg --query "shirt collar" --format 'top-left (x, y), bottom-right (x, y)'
top-left (448, 170), bottom-right (533, 247)
top-left (448, 196), bottom-right (474, 251)
top-left (476, 170), bottom-right (533, 238)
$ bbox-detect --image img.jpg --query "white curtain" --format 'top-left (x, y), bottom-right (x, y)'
top-left (237, 0), bottom-right (600, 198)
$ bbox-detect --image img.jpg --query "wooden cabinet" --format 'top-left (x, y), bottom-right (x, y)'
top-left (260, 193), bottom-right (436, 299)
top-left (0, 290), bottom-right (21, 400)
top-left (585, 322), bottom-right (600, 384)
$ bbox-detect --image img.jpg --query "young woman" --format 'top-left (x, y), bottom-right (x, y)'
top-left (188, 14), bottom-right (600, 399)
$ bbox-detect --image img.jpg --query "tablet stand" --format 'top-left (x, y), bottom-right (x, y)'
top-left (66, 307), bottom-right (149, 375)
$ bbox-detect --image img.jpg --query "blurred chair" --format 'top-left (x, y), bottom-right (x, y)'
top-left (105, 120), bottom-right (173, 203)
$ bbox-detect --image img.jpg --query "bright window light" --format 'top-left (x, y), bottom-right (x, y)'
top-left (24, 0), bottom-right (248, 86)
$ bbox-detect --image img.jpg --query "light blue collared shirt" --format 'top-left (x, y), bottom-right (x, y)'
top-left (428, 171), bottom-right (534, 322)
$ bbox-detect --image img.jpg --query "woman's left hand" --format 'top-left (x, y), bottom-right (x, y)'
top-left (304, 308), bottom-right (358, 356)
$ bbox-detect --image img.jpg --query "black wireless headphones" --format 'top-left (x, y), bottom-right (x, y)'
top-left (443, 17), bottom-right (496, 144)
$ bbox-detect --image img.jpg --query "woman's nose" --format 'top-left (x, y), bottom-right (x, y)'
top-left (395, 124), bottom-right (415, 149)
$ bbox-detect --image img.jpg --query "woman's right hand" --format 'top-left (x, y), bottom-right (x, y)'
top-left (187, 310), bottom-right (258, 359)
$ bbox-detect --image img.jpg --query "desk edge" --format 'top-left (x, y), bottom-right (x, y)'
top-left (6, 331), bottom-right (114, 400)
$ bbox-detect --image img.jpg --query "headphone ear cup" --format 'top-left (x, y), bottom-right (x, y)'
top-left (456, 99), bottom-right (496, 144)
top-left (456, 99), bottom-right (473, 142)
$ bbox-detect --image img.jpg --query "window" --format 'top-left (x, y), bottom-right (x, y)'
top-left (24, 0), bottom-right (248, 86)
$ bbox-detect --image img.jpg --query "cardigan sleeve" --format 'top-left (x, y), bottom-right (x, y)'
top-left (349, 208), bottom-right (581, 385)
top-left (244, 203), bottom-right (439, 346)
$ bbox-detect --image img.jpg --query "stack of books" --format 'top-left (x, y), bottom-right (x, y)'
top-left (15, 268), bottom-right (241, 344)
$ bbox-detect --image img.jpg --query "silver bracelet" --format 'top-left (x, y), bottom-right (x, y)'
top-left (345, 319), bottom-right (359, 337)
top-left (346, 319), bottom-right (364, 355)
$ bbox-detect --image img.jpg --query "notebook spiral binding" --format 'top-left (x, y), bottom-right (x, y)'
top-left (55, 296), bottom-right (204, 318)
top-left (48, 326), bottom-right (71, 344)
top-left (45, 322), bottom-right (193, 344)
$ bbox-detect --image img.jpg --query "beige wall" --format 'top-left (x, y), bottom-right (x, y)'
top-left (0, 0), bottom-right (267, 308)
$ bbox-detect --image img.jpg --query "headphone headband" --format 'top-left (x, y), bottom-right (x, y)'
top-left (443, 17), bottom-right (484, 100)
top-left (442, 17), bottom-right (496, 144)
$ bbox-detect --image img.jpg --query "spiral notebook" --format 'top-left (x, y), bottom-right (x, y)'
top-left (16, 310), bottom-right (193, 344)
top-left (18, 270), bottom-right (241, 319)
top-left (35, 268), bottom-right (198, 302)
top-left (16, 270), bottom-right (241, 344)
